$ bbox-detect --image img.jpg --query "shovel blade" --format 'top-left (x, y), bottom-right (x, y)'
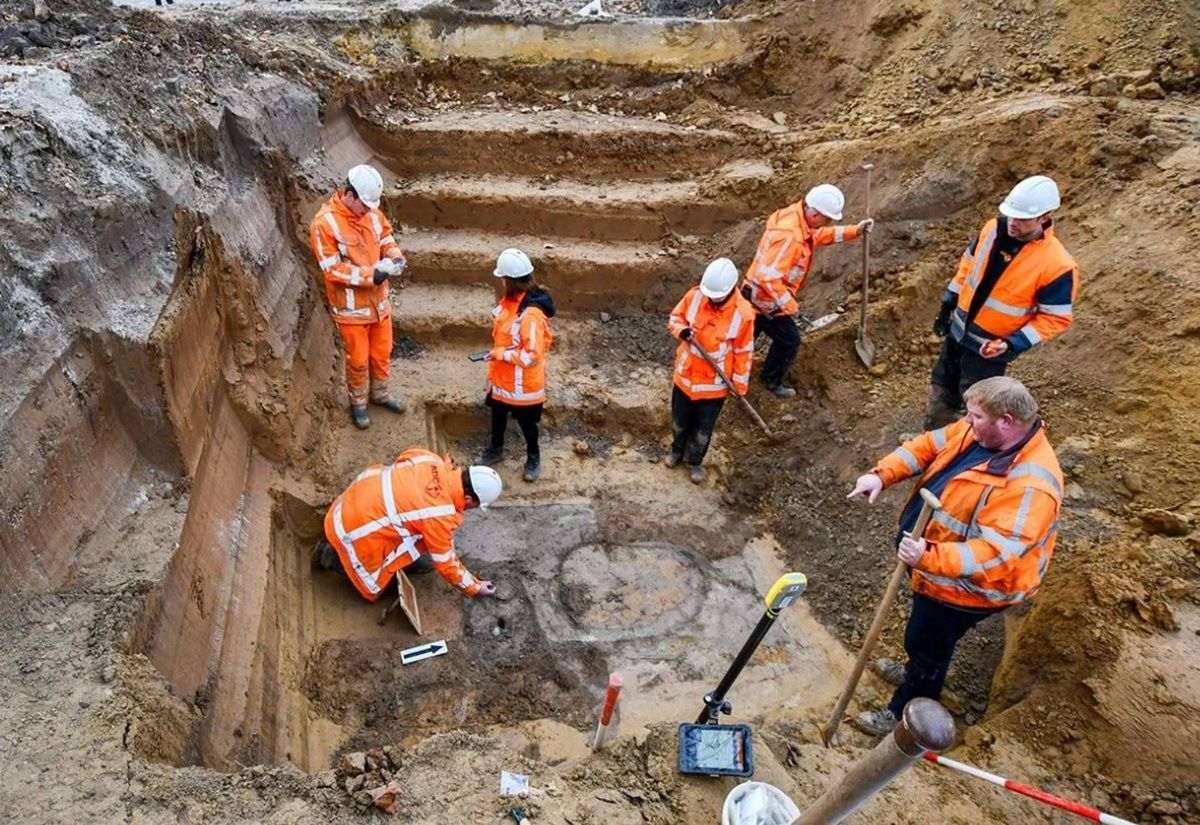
top-left (855, 335), bottom-right (876, 367)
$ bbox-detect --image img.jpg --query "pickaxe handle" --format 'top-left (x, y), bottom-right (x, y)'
top-left (822, 488), bottom-right (942, 745)
top-left (687, 339), bottom-right (773, 437)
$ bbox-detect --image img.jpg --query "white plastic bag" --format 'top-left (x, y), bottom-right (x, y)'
top-left (721, 781), bottom-right (801, 825)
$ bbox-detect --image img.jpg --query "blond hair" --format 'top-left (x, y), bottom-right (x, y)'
top-left (963, 376), bottom-right (1038, 424)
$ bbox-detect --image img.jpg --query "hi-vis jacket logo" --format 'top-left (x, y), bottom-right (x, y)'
top-left (425, 466), bottom-right (443, 498)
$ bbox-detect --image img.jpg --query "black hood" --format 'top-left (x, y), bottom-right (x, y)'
top-left (519, 288), bottom-right (557, 319)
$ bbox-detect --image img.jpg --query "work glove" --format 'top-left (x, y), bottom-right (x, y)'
top-left (933, 300), bottom-right (954, 338)
top-left (858, 218), bottom-right (875, 235)
top-left (679, 328), bottom-right (694, 341)
top-left (897, 535), bottom-right (927, 566)
top-left (847, 472), bottom-right (883, 503)
top-left (475, 580), bottom-right (496, 598)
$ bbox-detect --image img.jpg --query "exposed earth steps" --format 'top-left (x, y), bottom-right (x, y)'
top-left (356, 107), bottom-right (747, 180)
top-left (372, 106), bottom-right (773, 311)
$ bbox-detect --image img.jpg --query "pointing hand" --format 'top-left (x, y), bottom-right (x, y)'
top-left (847, 473), bottom-right (883, 503)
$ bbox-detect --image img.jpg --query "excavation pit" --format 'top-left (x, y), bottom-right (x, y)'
top-left (135, 490), bottom-right (833, 774)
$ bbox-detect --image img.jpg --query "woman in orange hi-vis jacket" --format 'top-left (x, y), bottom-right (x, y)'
top-left (478, 248), bottom-right (556, 483)
top-left (666, 258), bottom-right (755, 485)
top-left (309, 164), bottom-right (407, 431)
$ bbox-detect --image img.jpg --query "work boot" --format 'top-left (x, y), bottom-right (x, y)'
top-left (663, 451), bottom-right (683, 468)
top-left (350, 405), bottom-right (370, 430)
top-left (371, 396), bottom-right (407, 414)
top-left (923, 387), bottom-right (959, 430)
top-left (853, 707), bottom-right (899, 737)
top-left (478, 446), bottom-right (505, 466)
top-left (873, 658), bottom-right (906, 687)
top-left (688, 465), bottom-right (705, 484)
top-left (523, 455), bottom-right (541, 483)
top-left (311, 539), bottom-right (340, 571)
top-left (766, 384), bottom-right (797, 399)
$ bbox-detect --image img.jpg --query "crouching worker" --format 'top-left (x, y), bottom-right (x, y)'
top-left (846, 376), bottom-right (1063, 735)
top-left (313, 448), bottom-right (502, 601)
top-left (666, 258), bottom-right (755, 484)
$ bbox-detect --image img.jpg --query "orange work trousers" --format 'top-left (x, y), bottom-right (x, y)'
top-left (337, 319), bottom-right (392, 406)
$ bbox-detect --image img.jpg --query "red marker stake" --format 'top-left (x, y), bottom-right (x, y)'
top-left (592, 673), bottom-right (623, 751)
top-left (923, 752), bottom-right (1139, 824)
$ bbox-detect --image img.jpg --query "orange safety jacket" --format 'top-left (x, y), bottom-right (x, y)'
top-left (873, 419), bottom-right (1063, 610)
top-left (668, 286), bottom-right (755, 400)
top-left (324, 449), bottom-right (483, 602)
top-left (945, 218), bottom-right (1078, 358)
top-left (743, 199), bottom-right (862, 317)
top-left (309, 193), bottom-right (406, 326)
top-left (488, 291), bottom-right (555, 406)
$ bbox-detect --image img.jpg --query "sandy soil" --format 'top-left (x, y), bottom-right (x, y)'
top-left (0, 0), bottom-right (1197, 822)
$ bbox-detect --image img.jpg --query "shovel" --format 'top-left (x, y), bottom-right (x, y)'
top-left (854, 163), bottom-right (876, 368)
top-left (687, 339), bottom-right (772, 438)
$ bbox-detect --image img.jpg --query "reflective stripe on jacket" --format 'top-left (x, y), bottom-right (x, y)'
top-left (323, 449), bottom-right (481, 602)
top-left (873, 419), bottom-right (1063, 609)
top-left (668, 287), bottom-right (755, 401)
top-left (488, 294), bottom-right (553, 406)
top-left (743, 199), bottom-right (861, 317)
top-left (945, 218), bottom-right (1078, 357)
top-left (309, 193), bottom-right (406, 326)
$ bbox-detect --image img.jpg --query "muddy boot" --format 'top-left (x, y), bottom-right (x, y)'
top-left (923, 386), bottom-right (959, 430)
top-left (663, 451), bottom-right (683, 468)
top-left (312, 539), bottom-right (340, 571)
top-left (766, 383), bottom-right (797, 399)
top-left (350, 405), bottom-right (370, 430)
top-left (372, 396), bottom-right (407, 414)
top-left (478, 446), bottom-right (505, 466)
top-left (407, 554), bottom-right (435, 576)
top-left (873, 658), bottom-right (906, 687)
top-left (523, 454), bottom-right (541, 483)
top-left (688, 465), bottom-right (705, 484)
top-left (853, 707), bottom-right (899, 737)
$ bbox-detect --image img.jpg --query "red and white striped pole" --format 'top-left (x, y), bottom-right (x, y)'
top-left (922, 752), bottom-right (1140, 825)
top-left (591, 673), bottom-right (623, 751)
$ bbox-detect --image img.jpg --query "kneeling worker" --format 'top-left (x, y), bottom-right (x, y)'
top-left (666, 258), bottom-right (755, 484)
top-left (314, 448), bottom-right (502, 601)
top-left (846, 376), bottom-right (1063, 735)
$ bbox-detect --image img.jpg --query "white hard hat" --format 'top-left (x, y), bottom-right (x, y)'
top-left (468, 465), bottom-right (503, 510)
top-left (999, 175), bottom-right (1060, 219)
top-left (347, 164), bottom-right (384, 209)
top-left (805, 183), bottom-right (845, 220)
top-left (494, 248), bottom-right (534, 279)
top-left (699, 257), bottom-right (739, 300)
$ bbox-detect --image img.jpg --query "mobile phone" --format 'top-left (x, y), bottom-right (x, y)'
top-left (467, 351), bottom-right (488, 362)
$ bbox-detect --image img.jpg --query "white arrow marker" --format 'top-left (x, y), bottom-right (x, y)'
top-left (401, 640), bottom-right (448, 666)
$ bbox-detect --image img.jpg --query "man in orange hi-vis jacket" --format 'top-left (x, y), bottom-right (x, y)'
top-left (926, 175), bottom-right (1078, 428)
top-left (312, 449), bottom-right (504, 603)
top-left (666, 258), bottom-right (755, 485)
top-left (742, 183), bottom-right (872, 398)
top-left (310, 164), bottom-right (408, 430)
top-left (846, 376), bottom-right (1063, 736)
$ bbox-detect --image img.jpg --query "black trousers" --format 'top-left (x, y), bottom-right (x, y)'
top-left (487, 395), bottom-right (542, 458)
top-left (754, 313), bottom-right (803, 388)
top-left (670, 385), bottom-right (725, 467)
top-left (887, 592), bottom-right (1003, 717)
top-left (930, 337), bottom-right (1008, 413)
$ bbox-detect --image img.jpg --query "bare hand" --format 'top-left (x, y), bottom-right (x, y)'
top-left (858, 218), bottom-right (875, 235)
top-left (897, 536), bottom-right (927, 566)
top-left (475, 581), bottom-right (496, 598)
top-left (847, 473), bottom-right (883, 503)
top-left (980, 338), bottom-right (1009, 359)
